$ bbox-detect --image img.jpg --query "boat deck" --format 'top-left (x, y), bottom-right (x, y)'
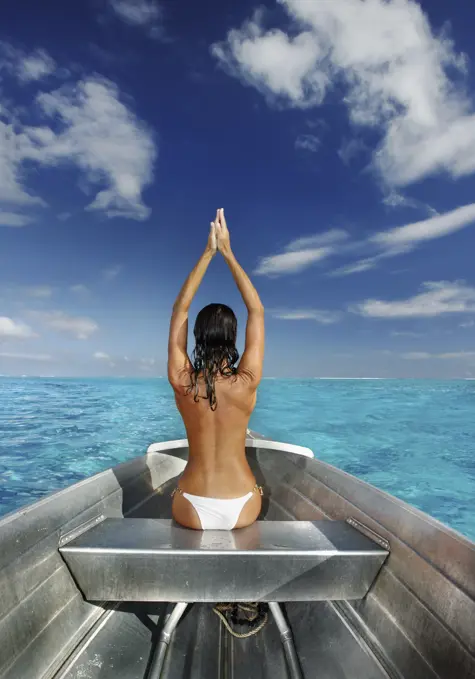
top-left (59, 601), bottom-right (391, 679)
top-left (57, 489), bottom-right (392, 679)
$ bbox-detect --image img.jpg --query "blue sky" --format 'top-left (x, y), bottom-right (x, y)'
top-left (1, 0), bottom-right (475, 378)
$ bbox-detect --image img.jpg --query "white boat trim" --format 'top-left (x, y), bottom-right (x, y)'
top-left (147, 439), bottom-right (188, 453)
top-left (146, 437), bottom-right (314, 458)
top-left (245, 438), bottom-right (314, 458)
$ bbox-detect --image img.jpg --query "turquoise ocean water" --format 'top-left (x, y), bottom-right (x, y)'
top-left (0, 377), bottom-right (474, 540)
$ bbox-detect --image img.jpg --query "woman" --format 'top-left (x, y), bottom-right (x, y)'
top-left (168, 208), bottom-right (265, 531)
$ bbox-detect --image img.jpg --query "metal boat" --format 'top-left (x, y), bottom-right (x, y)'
top-left (0, 429), bottom-right (473, 679)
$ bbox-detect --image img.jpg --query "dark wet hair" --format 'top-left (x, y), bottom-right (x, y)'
top-left (186, 303), bottom-right (239, 410)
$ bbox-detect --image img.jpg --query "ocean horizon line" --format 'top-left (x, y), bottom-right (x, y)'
top-left (1, 375), bottom-right (475, 381)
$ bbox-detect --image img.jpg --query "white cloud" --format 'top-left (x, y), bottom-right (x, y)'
top-left (30, 311), bottom-right (98, 339)
top-left (70, 284), bottom-right (89, 294)
top-left (329, 257), bottom-right (380, 277)
top-left (460, 320), bottom-right (475, 328)
top-left (110, 0), bottom-right (160, 24)
top-left (24, 78), bottom-right (156, 220)
top-left (0, 212), bottom-right (34, 227)
top-left (372, 203), bottom-right (475, 249)
top-left (94, 351), bottom-right (110, 360)
top-left (329, 202), bottom-right (475, 276)
top-left (212, 0), bottom-right (475, 190)
top-left (391, 331), bottom-right (423, 338)
top-left (17, 49), bottom-right (56, 83)
top-left (0, 351), bottom-right (51, 361)
top-left (212, 10), bottom-right (328, 108)
top-left (285, 229), bottom-right (349, 251)
top-left (256, 200), bottom-right (475, 279)
top-left (401, 352), bottom-right (432, 360)
top-left (295, 134), bottom-right (320, 152)
top-left (102, 264), bottom-right (122, 280)
top-left (438, 352), bottom-right (475, 360)
top-left (381, 190), bottom-right (438, 216)
top-left (0, 120), bottom-right (48, 208)
top-left (401, 351), bottom-right (475, 360)
top-left (93, 350), bottom-right (117, 368)
top-left (109, 0), bottom-right (163, 38)
top-left (0, 283), bottom-right (54, 299)
top-left (338, 137), bottom-right (367, 166)
top-left (351, 281), bottom-right (475, 319)
top-left (254, 247), bottom-right (332, 276)
top-left (139, 357), bottom-right (156, 371)
top-left (140, 357), bottom-right (156, 365)
top-left (0, 43), bottom-right (56, 83)
top-left (254, 228), bottom-right (348, 276)
top-left (0, 48), bottom-right (156, 223)
top-left (0, 316), bottom-right (37, 339)
top-left (382, 191), bottom-right (416, 209)
top-left (270, 308), bottom-right (341, 324)
top-left (26, 285), bottom-right (53, 298)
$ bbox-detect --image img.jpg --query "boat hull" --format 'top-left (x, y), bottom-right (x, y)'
top-left (0, 431), bottom-right (473, 679)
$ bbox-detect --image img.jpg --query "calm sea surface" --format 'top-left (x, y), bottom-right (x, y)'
top-left (0, 377), bottom-right (474, 540)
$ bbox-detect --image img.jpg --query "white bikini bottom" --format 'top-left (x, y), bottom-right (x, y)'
top-left (172, 484), bottom-right (263, 530)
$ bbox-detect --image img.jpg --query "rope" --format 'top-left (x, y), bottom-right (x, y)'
top-left (212, 603), bottom-right (268, 638)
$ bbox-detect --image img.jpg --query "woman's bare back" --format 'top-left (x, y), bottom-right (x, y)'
top-left (171, 369), bottom-right (258, 497)
top-left (170, 369), bottom-right (262, 530)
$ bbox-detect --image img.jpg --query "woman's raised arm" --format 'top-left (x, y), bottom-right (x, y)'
top-left (216, 209), bottom-right (264, 312)
top-left (216, 209), bottom-right (265, 386)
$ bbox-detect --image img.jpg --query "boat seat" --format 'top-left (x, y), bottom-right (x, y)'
top-left (59, 518), bottom-right (389, 603)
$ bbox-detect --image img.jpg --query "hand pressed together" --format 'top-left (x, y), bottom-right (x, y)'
top-left (206, 209), bottom-right (218, 256)
top-left (207, 208), bottom-right (231, 257)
